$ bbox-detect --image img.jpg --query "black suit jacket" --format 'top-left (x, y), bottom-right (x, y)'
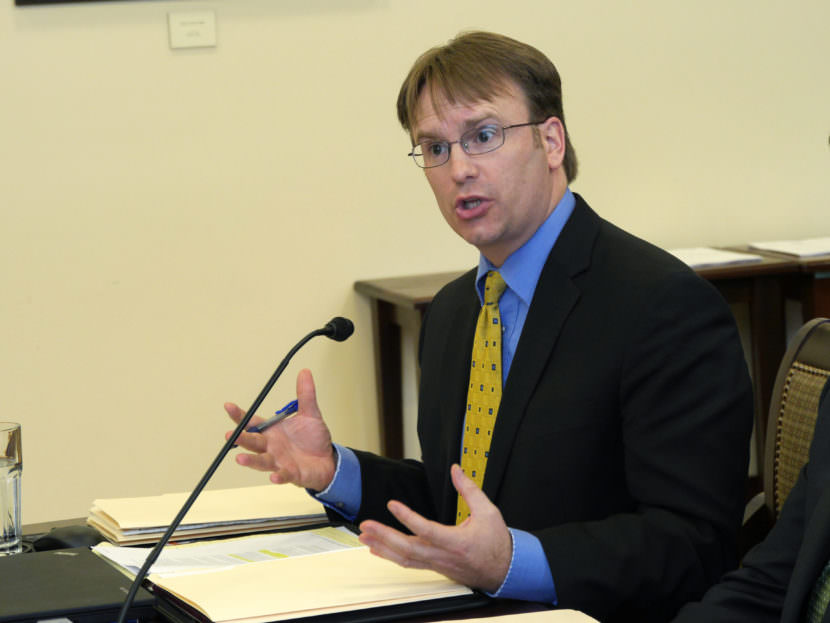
top-left (673, 379), bottom-right (830, 623)
top-left (352, 195), bottom-right (753, 621)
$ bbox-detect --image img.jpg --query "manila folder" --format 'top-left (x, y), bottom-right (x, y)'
top-left (151, 546), bottom-right (474, 623)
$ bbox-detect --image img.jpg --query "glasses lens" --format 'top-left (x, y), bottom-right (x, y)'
top-left (461, 125), bottom-right (505, 155)
top-left (411, 141), bottom-right (449, 168)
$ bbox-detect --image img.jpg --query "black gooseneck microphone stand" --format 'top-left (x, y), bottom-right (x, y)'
top-left (116, 317), bottom-right (354, 623)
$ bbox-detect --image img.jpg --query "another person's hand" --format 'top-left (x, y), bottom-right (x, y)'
top-left (225, 368), bottom-right (336, 492)
top-left (357, 464), bottom-right (512, 593)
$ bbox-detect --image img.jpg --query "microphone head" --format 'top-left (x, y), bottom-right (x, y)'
top-left (323, 317), bottom-right (354, 342)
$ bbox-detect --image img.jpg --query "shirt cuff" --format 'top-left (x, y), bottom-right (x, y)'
top-left (486, 528), bottom-right (557, 604)
top-left (309, 443), bottom-right (361, 522)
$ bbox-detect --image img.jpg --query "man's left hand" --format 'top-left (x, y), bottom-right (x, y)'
top-left (357, 464), bottom-right (512, 593)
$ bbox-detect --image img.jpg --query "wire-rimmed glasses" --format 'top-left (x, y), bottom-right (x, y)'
top-left (407, 120), bottom-right (547, 169)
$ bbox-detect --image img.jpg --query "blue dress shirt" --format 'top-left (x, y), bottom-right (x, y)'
top-left (314, 189), bottom-right (576, 604)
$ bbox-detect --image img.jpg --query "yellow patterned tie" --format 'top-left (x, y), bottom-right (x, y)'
top-left (457, 271), bottom-right (507, 524)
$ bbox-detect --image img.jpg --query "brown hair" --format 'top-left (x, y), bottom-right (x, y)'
top-left (397, 31), bottom-right (578, 181)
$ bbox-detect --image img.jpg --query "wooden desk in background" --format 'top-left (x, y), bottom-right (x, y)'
top-left (725, 248), bottom-right (830, 320)
top-left (355, 271), bottom-right (464, 460)
top-left (726, 248), bottom-right (830, 466)
top-left (780, 252), bottom-right (830, 320)
top-left (355, 253), bottom-right (821, 481)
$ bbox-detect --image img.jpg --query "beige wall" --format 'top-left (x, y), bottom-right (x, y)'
top-left (1, 0), bottom-right (827, 524)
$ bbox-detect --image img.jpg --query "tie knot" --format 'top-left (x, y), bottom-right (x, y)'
top-left (483, 271), bottom-right (507, 305)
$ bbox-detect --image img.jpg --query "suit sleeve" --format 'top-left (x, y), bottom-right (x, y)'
top-left (539, 271), bottom-right (754, 621)
top-left (348, 450), bottom-right (435, 532)
top-left (671, 378), bottom-right (830, 622)
top-left (671, 468), bottom-right (806, 622)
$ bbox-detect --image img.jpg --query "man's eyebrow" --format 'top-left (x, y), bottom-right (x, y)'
top-left (412, 129), bottom-right (442, 144)
top-left (413, 115), bottom-right (498, 144)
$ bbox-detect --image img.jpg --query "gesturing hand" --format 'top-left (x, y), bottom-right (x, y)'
top-left (357, 464), bottom-right (512, 593)
top-left (225, 368), bottom-right (336, 492)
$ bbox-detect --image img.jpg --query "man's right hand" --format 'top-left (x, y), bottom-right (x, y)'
top-left (225, 368), bottom-right (336, 492)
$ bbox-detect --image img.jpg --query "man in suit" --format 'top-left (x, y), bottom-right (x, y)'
top-left (226, 31), bottom-right (753, 621)
top-left (672, 377), bottom-right (830, 622)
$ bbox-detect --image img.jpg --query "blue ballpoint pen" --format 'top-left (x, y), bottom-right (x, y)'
top-left (246, 399), bottom-right (299, 434)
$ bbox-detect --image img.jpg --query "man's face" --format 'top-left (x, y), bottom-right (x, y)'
top-left (411, 83), bottom-right (566, 266)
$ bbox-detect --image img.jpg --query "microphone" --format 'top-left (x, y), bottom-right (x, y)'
top-left (324, 316), bottom-right (354, 342)
top-left (116, 317), bottom-right (354, 623)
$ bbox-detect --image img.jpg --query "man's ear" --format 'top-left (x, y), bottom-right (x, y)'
top-left (540, 117), bottom-right (566, 171)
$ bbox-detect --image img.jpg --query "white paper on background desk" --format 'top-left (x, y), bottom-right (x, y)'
top-left (92, 525), bottom-right (361, 577)
top-left (668, 247), bottom-right (763, 268)
top-left (750, 237), bottom-right (830, 258)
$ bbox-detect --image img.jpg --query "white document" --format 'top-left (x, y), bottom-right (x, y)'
top-left (750, 237), bottom-right (830, 258)
top-left (668, 247), bottom-right (763, 268)
top-left (93, 525), bottom-right (361, 577)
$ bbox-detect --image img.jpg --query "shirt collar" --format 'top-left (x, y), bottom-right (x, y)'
top-left (475, 188), bottom-right (576, 304)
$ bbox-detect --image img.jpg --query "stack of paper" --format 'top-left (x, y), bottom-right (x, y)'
top-left (93, 527), bottom-right (480, 623)
top-left (668, 247), bottom-right (763, 269)
top-left (88, 484), bottom-right (327, 545)
top-left (92, 527), bottom-right (599, 622)
top-left (750, 237), bottom-right (830, 258)
top-left (151, 546), bottom-right (476, 623)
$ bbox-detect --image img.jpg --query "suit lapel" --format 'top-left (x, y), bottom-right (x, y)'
top-left (481, 196), bottom-right (598, 500)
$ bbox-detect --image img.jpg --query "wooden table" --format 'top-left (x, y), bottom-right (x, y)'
top-left (355, 271), bottom-right (465, 460)
top-left (784, 252), bottom-right (830, 320)
top-left (699, 252), bottom-right (802, 465)
top-left (355, 254), bottom-right (803, 473)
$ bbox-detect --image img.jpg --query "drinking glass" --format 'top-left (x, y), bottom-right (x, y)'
top-left (0, 422), bottom-right (22, 556)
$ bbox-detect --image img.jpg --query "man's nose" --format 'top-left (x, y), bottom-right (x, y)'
top-left (447, 144), bottom-right (477, 182)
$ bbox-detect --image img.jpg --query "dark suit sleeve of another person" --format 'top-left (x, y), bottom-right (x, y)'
top-left (352, 197), bottom-right (754, 622)
top-left (672, 380), bottom-right (830, 623)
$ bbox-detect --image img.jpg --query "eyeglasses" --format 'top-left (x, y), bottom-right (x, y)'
top-left (407, 120), bottom-right (547, 169)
